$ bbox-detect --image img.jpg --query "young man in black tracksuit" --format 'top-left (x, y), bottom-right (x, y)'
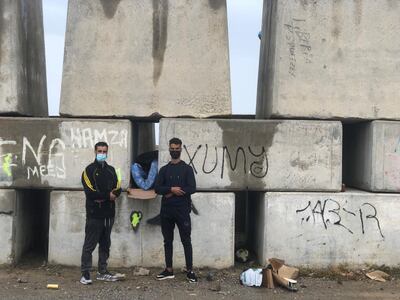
top-left (80, 141), bottom-right (122, 285)
top-left (155, 137), bottom-right (197, 283)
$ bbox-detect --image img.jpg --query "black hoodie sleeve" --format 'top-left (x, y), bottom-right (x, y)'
top-left (154, 166), bottom-right (171, 195)
top-left (181, 165), bottom-right (196, 195)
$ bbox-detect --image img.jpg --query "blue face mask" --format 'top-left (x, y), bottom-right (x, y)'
top-left (96, 153), bottom-right (107, 162)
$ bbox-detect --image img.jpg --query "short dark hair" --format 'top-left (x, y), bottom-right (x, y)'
top-left (169, 137), bottom-right (182, 146)
top-left (95, 141), bottom-right (108, 150)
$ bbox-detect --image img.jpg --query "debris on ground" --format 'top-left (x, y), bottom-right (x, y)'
top-left (239, 258), bottom-right (299, 292)
top-left (366, 270), bottom-right (390, 282)
top-left (46, 284), bottom-right (59, 289)
top-left (133, 267), bottom-right (150, 276)
top-left (269, 258), bottom-right (299, 280)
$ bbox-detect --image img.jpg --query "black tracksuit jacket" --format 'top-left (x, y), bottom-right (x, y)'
top-left (154, 160), bottom-right (196, 208)
top-left (81, 160), bottom-right (121, 219)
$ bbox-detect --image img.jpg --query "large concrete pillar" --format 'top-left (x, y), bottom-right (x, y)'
top-left (257, 0), bottom-right (400, 120)
top-left (0, 0), bottom-right (48, 116)
top-left (159, 119), bottom-right (342, 191)
top-left (60, 0), bottom-right (231, 118)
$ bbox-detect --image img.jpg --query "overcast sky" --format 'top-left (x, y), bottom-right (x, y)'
top-left (42, 0), bottom-right (263, 116)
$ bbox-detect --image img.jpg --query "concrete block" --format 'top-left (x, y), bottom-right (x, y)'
top-left (344, 121), bottom-right (400, 192)
top-left (60, 0), bottom-right (231, 118)
top-left (0, 117), bottom-right (131, 189)
top-left (0, 190), bottom-right (16, 264)
top-left (0, 0), bottom-right (48, 116)
top-left (159, 119), bottom-right (342, 191)
top-left (257, 190), bottom-right (399, 267)
top-left (48, 191), bottom-right (234, 269)
top-left (257, 0), bottom-right (400, 120)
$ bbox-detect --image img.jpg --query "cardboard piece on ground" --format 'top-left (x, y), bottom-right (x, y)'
top-left (366, 270), bottom-right (390, 282)
top-left (268, 258), bottom-right (299, 280)
top-left (127, 188), bottom-right (157, 200)
top-left (266, 269), bottom-right (274, 289)
top-left (278, 265), bottom-right (299, 280)
top-left (269, 258), bottom-right (284, 271)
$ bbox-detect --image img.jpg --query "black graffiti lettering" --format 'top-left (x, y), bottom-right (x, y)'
top-left (359, 208), bottom-right (364, 235)
top-left (361, 203), bottom-right (384, 239)
top-left (342, 207), bottom-right (356, 216)
top-left (202, 144), bottom-right (218, 174)
top-left (248, 146), bottom-right (268, 178)
top-left (296, 199), bottom-right (383, 237)
top-left (183, 144), bottom-right (202, 174)
top-left (296, 201), bottom-right (311, 224)
top-left (183, 144), bottom-right (269, 179)
top-left (311, 200), bottom-right (325, 228)
top-left (221, 146), bottom-right (246, 179)
top-left (326, 199), bottom-right (353, 234)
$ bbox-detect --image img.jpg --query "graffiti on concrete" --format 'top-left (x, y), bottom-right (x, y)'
top-left (0, 128), bottom-right (128, 182)
top-left (296, 199), bottom-right (384, 239)
top-left (284, 18), bottom-right (312, 77)
top-left (183, 144), bottom-right (268, 179)
top-left (68, 127), bottom-right (128, 149)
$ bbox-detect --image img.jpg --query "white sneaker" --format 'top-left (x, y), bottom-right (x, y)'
top-left (80, 272), bottom-right (92, 285)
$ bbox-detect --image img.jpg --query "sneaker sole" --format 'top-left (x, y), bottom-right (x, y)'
top-left (156, 275), bottom-right (175, 281)
top-left (80, 280), bottom-right (92, 285)
top-left (96, 278), bottom-right (118, 282)
top-left (187, 279), bottom-right (198, 283)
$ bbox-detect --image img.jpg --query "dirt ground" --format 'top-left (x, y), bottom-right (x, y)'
top-left (0, 261), bottom-right (400, 300)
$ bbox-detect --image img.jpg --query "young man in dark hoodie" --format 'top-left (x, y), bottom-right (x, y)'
top-left (80, 141), bottom-right (122, 285)
top-left (155, 137), bottom-right (197, 283)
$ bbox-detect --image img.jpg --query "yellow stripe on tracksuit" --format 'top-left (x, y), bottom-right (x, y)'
top-left (115, 168), bottom-right (122, 190)
top-left (83, 170), bottom-right (96, 191)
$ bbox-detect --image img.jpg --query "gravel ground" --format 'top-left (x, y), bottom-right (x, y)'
top-left (0, 262), bottom-right (399, 300)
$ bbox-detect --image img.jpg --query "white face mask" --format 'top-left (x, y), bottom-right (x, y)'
top-left (96, 153), bottom-right (107, 162)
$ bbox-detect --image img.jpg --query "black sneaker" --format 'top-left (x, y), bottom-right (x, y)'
top-left (96, 270), bottom-right (118, 282)
top-left (80, 271), bottom-right (92, 285)
top-left (187, 271), bottom-right (198, 283)
top-left (156, 269), bottom-right (175, 280)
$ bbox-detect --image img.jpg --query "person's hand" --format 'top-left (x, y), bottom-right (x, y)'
top-left (110, 192), bottom-right (117, 201)
top-left (171, 187), bottom-right (185, 196)
top-left (165, 192), bottom-right (174, 198)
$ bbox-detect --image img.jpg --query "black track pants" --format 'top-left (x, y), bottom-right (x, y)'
top-left (81, 217), bottom-right (114, 273)
top-left (161, 205), bottom-right (193, 270)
